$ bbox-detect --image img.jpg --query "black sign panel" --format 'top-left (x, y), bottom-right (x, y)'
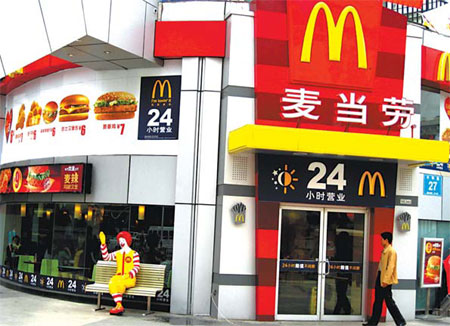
top-left (1, 266), bottom-right (89, 295)
top-left (258, 154), bottom-right (397, 207)
top-left (138, 76), bottom-right (181, 140)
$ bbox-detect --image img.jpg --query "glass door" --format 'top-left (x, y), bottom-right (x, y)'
top-left (276, 206), bottom-right (367, 321)
top-left (320, 209), bottom-right (366, 321)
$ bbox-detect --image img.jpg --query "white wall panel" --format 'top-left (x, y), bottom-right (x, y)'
top-left (40, 0), bottom-right (86, 52)
top-left (219, 196), bottom-right (255, 275)
top-left (403, 34), bottom-right (423, 104)
top-left (161, 2), bottom-right (225, 21)
top-left (423, 30), bottom-right (450, 52)
top-left (393, 207), bottom-right (419, 279)
top-left (223, 96), bottom-right (255, 186)
top-left (83, 0), bottom-right (111, 42)
top-left (198, 92), bottom-right (221, 205)
top-left (202, 58), bottom-right (223, 92)
top-left (217, 285), bottom-right (255, 320)
top-left (224, 14), bottom-right (254, 88)
top-left (418, 172), bottom-right (442, 220)
top-left (387, 290), bottom-right (416, 321)
top-left (171, 203), bottom-right (193, 314)
top-left (128, 155), bottom-right (177, 205)
top-left (192, 205), bottom-right (216, 315)
top-left (175, 91), bottom-right (197, 203)
top-left (0, 0), bottom-right (51, 74)
top-left (109, 0), bottom-right (146, 57)
top-left (143, 3), bottom-right (158, 62)
top-left (181, 58), bottom-right (200, 91)
top-left (442, 176), bottom-right (450, 221)
top-left (85, 155), bottom-right (129, 203)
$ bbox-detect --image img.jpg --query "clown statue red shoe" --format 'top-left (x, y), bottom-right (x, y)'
top-left (99, 231), bottom-right (140, 316)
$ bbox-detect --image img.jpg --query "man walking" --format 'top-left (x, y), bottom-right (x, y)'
top-left (363, 232), bottom-right (406, 326)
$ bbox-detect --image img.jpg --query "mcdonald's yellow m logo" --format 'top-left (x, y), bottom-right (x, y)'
top-left (358, 171), bottom-right (386, 197)
top-left (152, 80), bottom-right (172, 99)
top-left (437, 52), bottom-right (450, 82)
top-left (301, 2), bottom-right (367, 69)
top-left (57, 279), bottom-right (65, 289)
top-left (401, 222), bottom-right (410, 231)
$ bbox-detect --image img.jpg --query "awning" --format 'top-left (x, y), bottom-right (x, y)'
top-left (228, 124), bottom-right (449, 163)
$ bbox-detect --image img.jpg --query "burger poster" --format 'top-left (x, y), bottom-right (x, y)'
top-left (0, 164), bottom-right (89, 194)
top-left (1, 70), bottom-right (182, 164)
top-left (420, 238), bottom-right (445, 288)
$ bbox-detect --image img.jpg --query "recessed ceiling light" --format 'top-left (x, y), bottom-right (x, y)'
top-left (104, 50), bottom-right (111, 55)
top-left (68, 53), bottom-right (74, 57)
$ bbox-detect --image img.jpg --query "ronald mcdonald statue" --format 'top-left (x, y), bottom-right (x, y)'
top-left (99, 231), bottom-right (140, 315)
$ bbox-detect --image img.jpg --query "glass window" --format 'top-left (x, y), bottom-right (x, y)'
top-left (420, 90), bottom-right (440, 140)
top-left (2, 202), bottom-right (174, 288)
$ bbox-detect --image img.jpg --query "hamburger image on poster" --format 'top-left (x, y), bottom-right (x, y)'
top-left (26, 166), bottom-right (52, 192)
top-left (93, 91), bottom-right (138, 120)
top-left (59, 95), bottom-right (90, 122)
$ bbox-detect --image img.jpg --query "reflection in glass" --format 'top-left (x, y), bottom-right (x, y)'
top-left (324, 212), bottom-right (364, 315)
top-left (2, 203), bottom-right (174, 287)
top-left (278, 209), bottom-right (320, 315)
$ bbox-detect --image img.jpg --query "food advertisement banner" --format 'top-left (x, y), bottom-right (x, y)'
top-left (0, 164), bottom-right (91, 194)
top-left (420, 238), bottom-right (444, 288)
top-left (1, 70), bottom-right (181, 164)
top-left (258, 154), bottom-right (397, 208)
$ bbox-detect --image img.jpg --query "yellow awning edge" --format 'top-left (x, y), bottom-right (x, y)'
top-left (228, 124), bottom-right (450, 163)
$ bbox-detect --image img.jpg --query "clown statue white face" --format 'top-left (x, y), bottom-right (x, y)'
top-left (118, 237), bottom-right (131, 253)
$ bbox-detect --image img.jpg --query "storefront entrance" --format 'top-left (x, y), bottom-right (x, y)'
top-left (276, 206), bottom-right (368, 321)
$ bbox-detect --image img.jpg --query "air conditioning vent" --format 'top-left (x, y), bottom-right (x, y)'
top-left (232, 155), bottom-right (248, 182)
top-left (398, 168), bottom-right (413, 192)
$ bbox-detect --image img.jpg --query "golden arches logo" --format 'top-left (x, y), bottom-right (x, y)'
top-left (152, 80), bottom-right (172, 99)
top-left (358, 171), bottom-right (385, 197)
top-left (300, 1), bottom-right (367, 69)
top-left (437, 52), bottom-right (450, 82)
top-left (57, 279), bottom-right (65, 289)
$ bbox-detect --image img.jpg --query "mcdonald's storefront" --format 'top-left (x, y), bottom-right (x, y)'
top-left (221, 0), bottom-right (450, 322)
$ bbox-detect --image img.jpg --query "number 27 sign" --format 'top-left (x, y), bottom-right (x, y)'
top-left (423, 174), bottom-right (442, 196)
top-left (138, 76), bottom-right (181, 140)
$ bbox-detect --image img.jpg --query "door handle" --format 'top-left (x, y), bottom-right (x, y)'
top-left (324, 259), bottom-right (330, 276)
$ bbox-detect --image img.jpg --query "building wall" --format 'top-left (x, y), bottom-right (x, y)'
top-left (211, 2), bottom-right (256, 320)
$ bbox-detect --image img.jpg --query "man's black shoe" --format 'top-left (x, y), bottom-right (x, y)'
top-left (362, 323), bottom-right (377, 326)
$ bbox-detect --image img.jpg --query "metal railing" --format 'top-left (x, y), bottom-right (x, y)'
top-left (383, 0), bottom-right (448, 25)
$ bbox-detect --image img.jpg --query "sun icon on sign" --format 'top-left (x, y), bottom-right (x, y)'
top-left (272, 164), bottom-right (299, 194)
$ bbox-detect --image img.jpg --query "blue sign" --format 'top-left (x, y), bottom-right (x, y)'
top-left (138, 76), bottom-right (181, 140)
top-left (421, 163), bottom-right (450, 173)
top-left (423, 174), bottom-right (442, 196)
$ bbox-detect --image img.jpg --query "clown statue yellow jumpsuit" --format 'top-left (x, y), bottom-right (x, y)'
top-left (99, 231), bottom-right (140, 315)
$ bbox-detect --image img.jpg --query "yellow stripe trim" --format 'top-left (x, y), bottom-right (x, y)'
top-left (228, 125), bottom-right (449, 163)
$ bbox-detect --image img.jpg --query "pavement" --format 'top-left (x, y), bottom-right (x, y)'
top-left (0, 283), bottom-right (449, 326)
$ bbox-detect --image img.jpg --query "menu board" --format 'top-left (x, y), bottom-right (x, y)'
top-left (0, 164), bottom-right (91, 194)
top-left (420, 238), bottom-right (444, 288)
top-left (1, 71), bottom-right (181, 164)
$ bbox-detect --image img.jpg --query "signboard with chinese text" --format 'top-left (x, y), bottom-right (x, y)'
top-left (255, 0), bottom-right (410, 136)
top-left (423, 174), bottom-right (442, 196)
top-left (0, 163), bottom-right (91, 194)
top-left (420, 162), bottom-right (450, 173)
top-left (1, 69), bottom-right (180, 165)
top-left (138, 76), bottom-right (181, 140)
top-left (420, 238), bottom-right (444, 288)
top-left (258, 154), bottom-right (397, 207)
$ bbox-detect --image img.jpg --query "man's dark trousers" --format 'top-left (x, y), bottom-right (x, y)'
top-left (368, 272), bottom-right (406, 325)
